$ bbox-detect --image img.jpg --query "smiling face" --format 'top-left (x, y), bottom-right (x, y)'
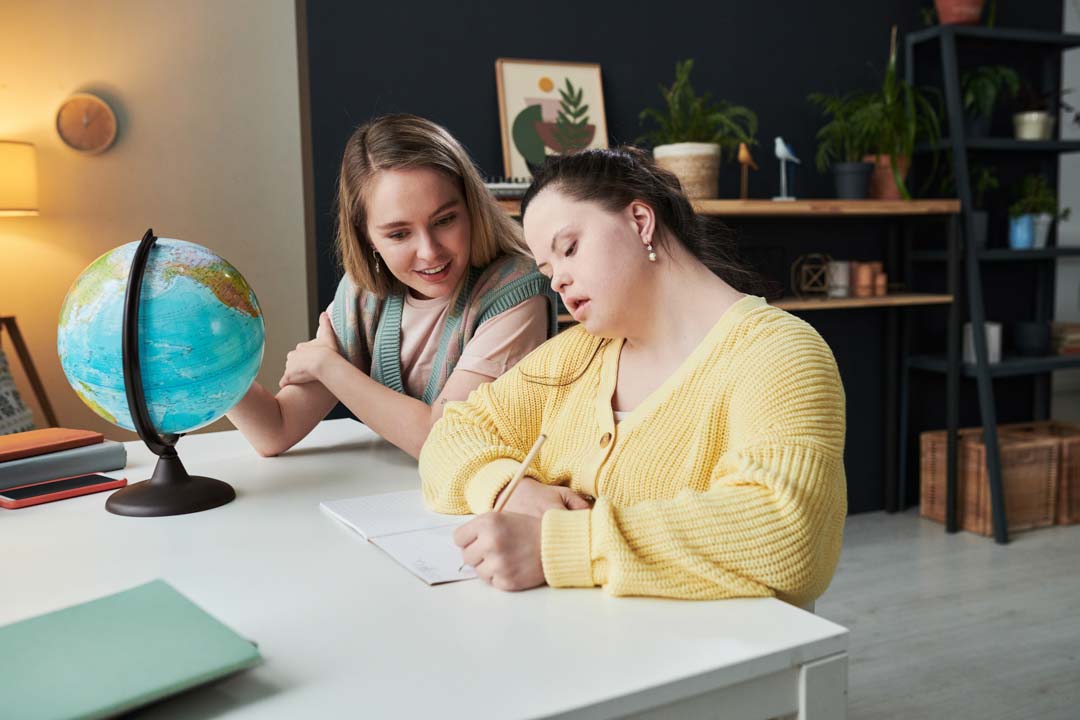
top-left (364, 167), bottom-right (471, 300)
top-left (523, 187), bottom-right (657, 337)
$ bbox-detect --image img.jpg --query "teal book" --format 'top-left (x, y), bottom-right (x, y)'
top-left (0, 580), bottom-right (262, 720)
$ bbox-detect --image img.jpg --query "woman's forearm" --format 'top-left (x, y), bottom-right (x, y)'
top-left (226, 380), bottom-right (337, 457)
top-left (317, 354), bottom-right (433, 459)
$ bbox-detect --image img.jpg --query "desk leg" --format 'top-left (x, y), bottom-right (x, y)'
top-left (797, 652), bottom-right (847, 720)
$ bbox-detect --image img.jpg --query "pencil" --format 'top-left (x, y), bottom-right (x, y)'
top-left (459, 433), bottom-right (547, 573)
top-left (492, 433), bottom-right (547, 513)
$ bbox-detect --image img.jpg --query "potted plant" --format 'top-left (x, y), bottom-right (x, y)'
top-left (1008, 174), bottom-right (1070, 249)
top-left (856, 27), bottom-right (942, 200)
top-left (808, 92), bottom-right (874, 199)
top-left (933, 0), bottom-right (986, 25)
top-left (961, 65), bottom-right (1019, 137)
top-left (941, 161), bottom-right (999, 246)
top-left (1013, 82), bottom-right (1080, 140)
top-left (638, 59), bottom-right (757, 199)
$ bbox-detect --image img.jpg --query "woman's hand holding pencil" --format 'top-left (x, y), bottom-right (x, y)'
top-left (453, 434), bottom-right (592, 591)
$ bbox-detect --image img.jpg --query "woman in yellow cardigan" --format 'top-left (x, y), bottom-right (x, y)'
top-left (419, 147), bottom-right (847, 605)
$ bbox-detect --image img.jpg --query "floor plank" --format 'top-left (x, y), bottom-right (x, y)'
top-left (816, 510), bottom-right (1080, 720)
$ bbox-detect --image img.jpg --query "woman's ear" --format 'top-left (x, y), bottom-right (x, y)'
top-left (627, 200), bottom-right (657, 250)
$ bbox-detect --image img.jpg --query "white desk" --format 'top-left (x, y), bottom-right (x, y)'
top-left (2, 420), bottom-right (848, 719)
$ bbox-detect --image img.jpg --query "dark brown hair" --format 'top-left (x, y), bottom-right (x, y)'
top-left (520, 146), bottom-right (766, 295)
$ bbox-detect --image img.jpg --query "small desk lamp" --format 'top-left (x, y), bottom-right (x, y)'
top-left (0, 141), bottom-right (57, 428)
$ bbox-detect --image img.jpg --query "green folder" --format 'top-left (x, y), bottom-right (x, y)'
top-left (0, 579), bottom-right (262, 720)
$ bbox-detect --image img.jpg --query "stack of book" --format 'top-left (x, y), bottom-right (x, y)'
top-left (0, 428), bottom-right (127, 493)
top-left (1053, 322), bottom-right (1080, 356)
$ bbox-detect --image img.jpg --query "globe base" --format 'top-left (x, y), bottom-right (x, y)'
top-left (105, 452), bottom-right (235, 517)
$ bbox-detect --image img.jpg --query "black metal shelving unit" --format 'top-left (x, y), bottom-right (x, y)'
top-left (901, 24), bottom-right (1079, 544)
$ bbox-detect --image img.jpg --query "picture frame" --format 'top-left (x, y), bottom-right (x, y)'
top-left (495, 58), bottom-right (609, 179)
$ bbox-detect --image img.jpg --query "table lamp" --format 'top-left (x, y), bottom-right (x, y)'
top-left (0, 140), bottom-right (55, 429)
top-left (0, 141), bottom-right (39, 217)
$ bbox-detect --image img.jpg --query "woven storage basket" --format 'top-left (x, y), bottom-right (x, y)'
top-left (996, 421), bottom-right (1080, 525)
top-left (920, 427), bottom-right (1059, 536)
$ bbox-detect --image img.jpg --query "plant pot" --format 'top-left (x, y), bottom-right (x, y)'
top-left (1013, 112), bottom-right (1055, 141)
top-left (1013, 321), bottom-right (1052, 356)
top-left (964, 112), bottom-right (992, 138)
top-left (970, 209), bottom-right (989, 248)
top-left (653, 142), bottom-right (721, 199)
top-left (963, 321), bottom-right (1002, 364)
top-left (832, 162), bottom-right (874, 199)
top-left (1009, 214), bottom-right (1035, 250)
top-left (1033, 213), bottom-right (1053, 249)
top-left (863, 154), bottom-right (911, 200)
top-left (934, 0), bottom-right (984, 24)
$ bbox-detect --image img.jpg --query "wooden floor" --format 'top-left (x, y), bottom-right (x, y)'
top-left (816, 510), bottom-right (1080, 719)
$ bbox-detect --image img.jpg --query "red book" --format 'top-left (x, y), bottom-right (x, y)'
top-left (0, 428), bottom-right (104, 463)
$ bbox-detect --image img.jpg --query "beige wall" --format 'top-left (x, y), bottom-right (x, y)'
top-left (0, 0), bottom-right (311, 440)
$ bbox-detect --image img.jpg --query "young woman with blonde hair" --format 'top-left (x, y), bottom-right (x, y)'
top-left (228, 114), bottom-right (558, 460)
top-left (421, 147), bottom-right (847, 605)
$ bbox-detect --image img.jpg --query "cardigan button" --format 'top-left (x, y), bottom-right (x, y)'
top-left (599, 432), bottom-right (612, 448)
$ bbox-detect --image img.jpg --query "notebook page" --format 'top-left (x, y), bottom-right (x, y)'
top-left (320, 489), bottom-right (473, 540)
top-left (371, 526), bottom-right (478, 585)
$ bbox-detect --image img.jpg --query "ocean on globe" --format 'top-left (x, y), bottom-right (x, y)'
top-left (57, 238), bottom-right (264, 435)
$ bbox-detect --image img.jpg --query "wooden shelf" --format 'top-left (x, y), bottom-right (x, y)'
top-left (772, 294), bottom-right (953, 311)
top-left (497, 198), bottom-right (525, 215)
top-left (499, 198), bottom-right (960, 217)
top-left (556, 293), bottom-right (952, 325)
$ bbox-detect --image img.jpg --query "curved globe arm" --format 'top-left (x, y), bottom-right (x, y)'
top-left (122, 228), bottom-right (180, 457)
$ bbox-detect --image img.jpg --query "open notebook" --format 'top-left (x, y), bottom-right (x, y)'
top-left (320, 489), bottom-right (477, 585)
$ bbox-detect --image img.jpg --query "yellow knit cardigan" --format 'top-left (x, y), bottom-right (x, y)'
top-left (419, 295), bottom-right (847, 605)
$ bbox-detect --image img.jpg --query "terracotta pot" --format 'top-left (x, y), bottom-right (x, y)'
top-left (934, 0), bottom-right (984, 24)
top-left (863, 154), bottom-right (911, 200)
top-left (653, 142), bottom-right (721, 199)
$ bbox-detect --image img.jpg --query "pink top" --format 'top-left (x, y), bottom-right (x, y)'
top-left (327, 294), bottom-right (550, 399)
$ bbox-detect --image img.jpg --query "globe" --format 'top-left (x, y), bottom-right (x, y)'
top-left (58, 238), bottom-right (264, 436)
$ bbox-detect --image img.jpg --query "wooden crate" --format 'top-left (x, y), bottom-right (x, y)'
top-left (920, 427), bottom-right (1059, 536)
top-left (919, 427), bottom-right (981, 528)
top-left (996, 421), bottom-right (1080, 525)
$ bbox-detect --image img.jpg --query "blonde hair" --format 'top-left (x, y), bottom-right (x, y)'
top-left (336, 114), bottom-right (527, 297)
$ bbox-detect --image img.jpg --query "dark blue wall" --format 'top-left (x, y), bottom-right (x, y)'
top-left (303, 1), bottom-right (1063, 513)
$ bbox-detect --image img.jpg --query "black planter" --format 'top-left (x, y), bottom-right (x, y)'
top-left (964, 112), bottom-right (991, 138)
top-left (1013, 321), bottom-right (1051, 357)
top-left (832, 162), bottom-right (874, 200)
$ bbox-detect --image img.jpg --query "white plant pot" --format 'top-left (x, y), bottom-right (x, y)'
top-left (1033, 213), bottom-right (1053, 249)
top-left (1013, 112), bottom-right (1055, 141)
top-left (653, 142), bottom-right (721, 199)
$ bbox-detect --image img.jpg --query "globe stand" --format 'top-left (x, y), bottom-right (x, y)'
top-left (105, 228), bottom-right (236, 517)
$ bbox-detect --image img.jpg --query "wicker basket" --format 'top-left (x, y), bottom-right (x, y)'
top-left (920, 427), bottom-right (1059, 536)
top-left (653, 143), bottom-right (720, 199)
top-left (920, 427), bottom-right (980, 527)
top-left (994, 421), bottom-right (1080, 525)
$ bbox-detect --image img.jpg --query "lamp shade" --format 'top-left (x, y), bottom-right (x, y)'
top-left (0, 141), bottom-right (39, 216)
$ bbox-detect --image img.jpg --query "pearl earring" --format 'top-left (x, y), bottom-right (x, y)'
top-left (645, 242), bottom-right (657, 262)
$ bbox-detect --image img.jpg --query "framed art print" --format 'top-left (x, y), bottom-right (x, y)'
top-left (495, 58), bottom-right (609, 178)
